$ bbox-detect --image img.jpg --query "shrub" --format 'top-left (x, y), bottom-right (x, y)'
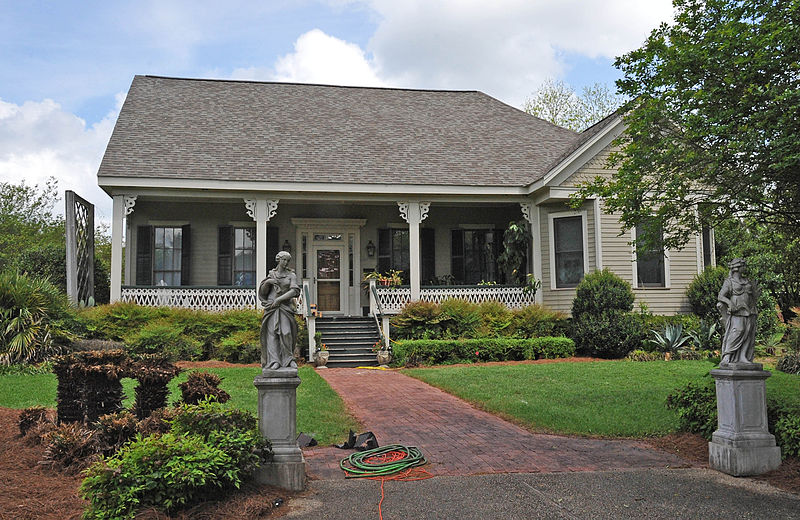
top-left (391, 337), bottom-right (575, 366)
top-left (132, 354), bottom-right (181, 419)
top-left (391, 301), bottom-right (445, 339)
top-left (570, 311), bottom-right (645, 359)
top-left (687, 266), bottom-right (727, 321)
top-left (626, 349), bottom-right (664, 362)
top-left (475, 300), bottom-right (513, 337)
top-left (774, 414), bottom-right (800, 459)
top-left (78, 350), bottom-right (129, 423)
top-left (215, 329), bottom-right (260, 364)
top-left (136, 406), bottom-right (180, 437)
top-left (126, 319), bottom-right (203, 361)
top-left (438, 298), bottom-right (482, 338)
top-left (571, 269), bottom-right (635, 319)
top-left (81, 433), bottom-right (237, 519)
top-left (508, 305), bottom-right (569, 338)
top-left (665, 379), bottom-right (718, 440)
top-left (42, 422), bottom-right (98, 471)
top-left (18, 406), bottom-right (49, 437)
top-left (94, 411), bottom-right (139, 456)
top-left (0, 270), bottom-right (74, 364)
top-left (81, 401), bottom-right (270, 519)
top-left (52, 354), bottom-right (86, 424)
top-left (179, 371), bottom-right (231, 405)
top-left (776, 351), bottom-right (800, 375)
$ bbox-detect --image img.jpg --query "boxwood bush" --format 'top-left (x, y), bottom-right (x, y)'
top-left (392, 337), bottom-right (575, 366)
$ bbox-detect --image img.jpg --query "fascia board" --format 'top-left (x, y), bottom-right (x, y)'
top-left (97, 176), bottom-right (529, 202)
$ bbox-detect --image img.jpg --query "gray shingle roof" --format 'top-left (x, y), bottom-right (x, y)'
top-left (97, 75), bottom-right (583, 187)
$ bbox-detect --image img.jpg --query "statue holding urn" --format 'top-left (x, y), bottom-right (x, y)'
top-left (717, 258), bottom-right (760, 365)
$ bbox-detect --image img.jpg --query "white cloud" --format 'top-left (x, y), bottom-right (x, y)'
top-left (360, 0), bottom-right (674, 106)
top-left (230, 29), bottom-right (386, 88)
top-left (0, 92), bottom-right (125, 221)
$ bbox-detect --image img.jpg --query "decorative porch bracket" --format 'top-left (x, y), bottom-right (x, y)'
top-left (245, 198), bottom-right (279, 283)
top-left (520, 201), bottom-right (543, 305)
top-left (398, 201), bottom-right (430, 301)
top-left (110, 194), bottom-right (136, 303)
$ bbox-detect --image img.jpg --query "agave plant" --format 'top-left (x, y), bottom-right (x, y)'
top-left (687, 319), bottom-right (721, 352)
top-left (648, 323), bottom-right (691, 354)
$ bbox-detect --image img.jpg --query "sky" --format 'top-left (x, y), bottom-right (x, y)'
top-left (0, 0), bottom-right (675, 222)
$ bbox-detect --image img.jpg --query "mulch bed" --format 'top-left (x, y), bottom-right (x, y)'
top-left (0, 407), bottom-right (293, 519)
top-left (647, 432), bottom-right (800, 495)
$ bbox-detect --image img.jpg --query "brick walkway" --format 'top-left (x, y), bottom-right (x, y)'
top-left (303, 368), bottom-right (689, 480)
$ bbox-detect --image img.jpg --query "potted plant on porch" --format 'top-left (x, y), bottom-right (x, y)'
top-left (314, 332), bottom-right (329, 367)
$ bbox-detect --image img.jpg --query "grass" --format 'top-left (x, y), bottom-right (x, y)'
top-left (0, 365), bottom-right (359, 446)
top-left (405, 360), bottom-right (799, 437)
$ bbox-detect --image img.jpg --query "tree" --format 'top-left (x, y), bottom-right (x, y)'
top-left (578, 0), bottom-right (800, 251)
top-left (523, 79), bottom-right (624, 131)
top-left (714, 219), bottom-right (800, 319)
top-left (0, 178), bottom-right (64, 271)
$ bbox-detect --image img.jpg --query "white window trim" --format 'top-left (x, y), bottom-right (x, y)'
top-left (631, 224), bottom-right (671, 289)
top-left (548, 210), bottom-right (589, 290)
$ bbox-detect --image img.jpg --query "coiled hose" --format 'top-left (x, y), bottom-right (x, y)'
top-left (340, 444), bottom-right (427, 478)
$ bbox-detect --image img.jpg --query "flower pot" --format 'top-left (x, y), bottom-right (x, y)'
top-left (315, 350), bottom-right (329, 367)
top-left (376, 350), bottom-right (391, 365)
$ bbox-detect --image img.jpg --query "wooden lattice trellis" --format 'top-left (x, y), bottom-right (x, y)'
top-left (65, 191), bottom-right (94, 305)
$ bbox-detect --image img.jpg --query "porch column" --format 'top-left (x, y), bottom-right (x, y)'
top-left (521, 202), bottom-right (542, 305)
top-left (110, 194), bottom-right (136, 303)
top-left (398, 202), bottom-right (430, 301)
top-left (246, 199), bottom-right (279, 282)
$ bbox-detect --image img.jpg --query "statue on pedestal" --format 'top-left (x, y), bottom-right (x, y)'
top-left (717, 258), bottom-right (760, 365)
top-left (259, 251), bottom-right (300, 370)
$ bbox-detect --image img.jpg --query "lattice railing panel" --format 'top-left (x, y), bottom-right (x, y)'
top-left (121, 287), bottom-right (257, 311)
top-left (375, 286), bottom-right (535, 314)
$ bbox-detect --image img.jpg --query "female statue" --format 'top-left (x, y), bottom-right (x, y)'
top-left (717, 258), bottom-right (760, 365)
top-left (259, 251), bottom-right (300, 370)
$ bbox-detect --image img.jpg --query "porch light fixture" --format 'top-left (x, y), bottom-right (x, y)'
top-left (366, 240), bottom-right (376, 257)
top-left (282, 240), bottom-right (291, 253)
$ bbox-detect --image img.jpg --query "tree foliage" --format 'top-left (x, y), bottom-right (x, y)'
top-left (579, 0), bottom-right (800, 250)
top-left (523, 78), bottom-right (624, 131)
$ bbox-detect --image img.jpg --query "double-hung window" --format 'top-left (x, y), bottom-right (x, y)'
top-left (136, 225), bottom-right (190, 286)
top-left (550, 214), bottom-right (585, 288)
top-left (634, 219), bottom-right (667, 288)
top-left (451, 229), bottom-right (500, 285)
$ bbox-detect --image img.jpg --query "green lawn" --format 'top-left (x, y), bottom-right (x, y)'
top-left (0, 366), bottom-right (359, 446)
top-left (405, 361), bottom-right (799, 437)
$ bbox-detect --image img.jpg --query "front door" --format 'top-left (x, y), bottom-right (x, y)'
top-left (314, 246), bottom-right (346, 314)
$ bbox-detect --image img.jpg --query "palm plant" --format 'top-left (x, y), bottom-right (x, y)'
top-left (0, 270), bottom-right (71, 364)
top-left (648, 323), bottom-right (691, 354)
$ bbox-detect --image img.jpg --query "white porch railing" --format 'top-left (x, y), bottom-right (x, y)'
top-left (120, 286), bottom-right (257, 311)
top-left (373, 285), bottom-right (537, 314)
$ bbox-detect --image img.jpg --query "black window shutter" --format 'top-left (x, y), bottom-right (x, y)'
top-left (135, 225), bottom-right (153, 286)
top-left (451, 230), bottom-right (464, 284)
top-left (421, 228), bottom-right (435, 284)
top-left (218, 226), bottom-right (233, 285)
top-left (180, 224), bottom-right (191, 286)
top-left (377, 229), bottom-right (390, 274)
top-left (266, 226), bottom-right (280, 278)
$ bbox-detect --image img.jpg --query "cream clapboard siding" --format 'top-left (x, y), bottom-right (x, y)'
top-left (542, 140), bottom-right (696, 315)
top-left (539, 200), bottom-right (596, 313)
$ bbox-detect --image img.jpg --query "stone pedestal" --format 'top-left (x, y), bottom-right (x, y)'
top-left (709, 363), bottom-right (781, 476)
top-left (253, 369), bottom-right (306, 491)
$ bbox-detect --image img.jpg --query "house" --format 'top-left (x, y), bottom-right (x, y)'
top-left (98, 75), bottom-right (714, 358)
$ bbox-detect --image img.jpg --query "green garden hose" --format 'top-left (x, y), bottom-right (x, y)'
top-left (340, 444), bottom-right (427, 478)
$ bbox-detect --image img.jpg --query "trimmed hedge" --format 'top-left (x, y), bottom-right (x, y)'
top-left (392, 336), bottom-right (575, 366)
